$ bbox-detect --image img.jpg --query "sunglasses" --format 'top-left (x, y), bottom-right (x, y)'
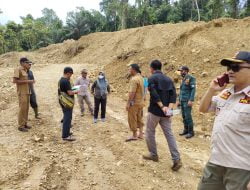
top-left (227, 63), bottom-right (250, 72)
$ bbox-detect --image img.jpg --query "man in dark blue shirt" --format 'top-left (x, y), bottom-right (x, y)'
top-left (143, 60), bottom-right (182, 171)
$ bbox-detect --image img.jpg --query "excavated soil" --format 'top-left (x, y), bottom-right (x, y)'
top-left (0, 17), bottom-right (250, 190)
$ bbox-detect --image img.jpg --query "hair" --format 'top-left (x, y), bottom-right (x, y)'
top-left (64, 67), bottom-right (73, 74)
top-left (150, 60), bottom-right (162, 70)
top-left (130, 64), bottom-right (141, 73)
top-left (81, 69), bottom-right (87, 74)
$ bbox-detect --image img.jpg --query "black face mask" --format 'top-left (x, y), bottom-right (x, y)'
top-left (181, 73), bottom-right (186, 77)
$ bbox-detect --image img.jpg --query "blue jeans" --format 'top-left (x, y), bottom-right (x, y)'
top-left (62, 108), bottom-right (73, 138)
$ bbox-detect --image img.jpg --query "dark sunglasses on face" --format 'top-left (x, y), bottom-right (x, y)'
top-left (227, 63), bottom-right (250, 72)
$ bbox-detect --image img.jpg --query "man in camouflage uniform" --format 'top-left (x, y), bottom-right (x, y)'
top-left (178, 66), bottom-right (196, 139)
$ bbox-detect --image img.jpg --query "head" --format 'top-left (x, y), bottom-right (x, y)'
top-left (129, 64), bottom-right (141, 76)
top-left (178, 66), bottom-right (189, 77)
top-left (150, 60), bottom-right (162, 74)
top-left (221, 51), bottom-right (250, 86)
top-left (98, 71), bottom-right (105, 80)
top-left (20, 57), bottom-right (32, 70)
top-left (64, 67), bottom-right (74, 79)
top-left (81, 69), bottom-right (88, 78)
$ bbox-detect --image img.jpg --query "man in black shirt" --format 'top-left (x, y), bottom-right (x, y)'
top-left (58, 67), bottom-right (78, 141)
top-left (143, 60), bottom-right (182, 171)
top-left (27, 62), bottom-right (40, 119)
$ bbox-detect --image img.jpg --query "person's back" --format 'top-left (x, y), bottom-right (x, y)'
top-left (148, 71), bottom-right (176, 117)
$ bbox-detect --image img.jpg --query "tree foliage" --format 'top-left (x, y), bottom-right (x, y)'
top-left (0, 0), bottom-right (249, 54)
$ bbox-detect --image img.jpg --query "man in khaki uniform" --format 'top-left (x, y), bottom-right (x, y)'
top-left (13, 57), bottom-right (35, 132)
top-left (126, 64), bottom-right (144, 142)
top-left (199, 51), bottom-right (250, 190)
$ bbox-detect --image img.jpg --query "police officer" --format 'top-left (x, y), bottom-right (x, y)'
top-left (27, 62), bottom-right (40, 119)
top-left (178, 66), bottom-right (196, 138)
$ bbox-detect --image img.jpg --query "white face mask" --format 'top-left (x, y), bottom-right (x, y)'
top-left (98, 75), bottom-right (104, 79)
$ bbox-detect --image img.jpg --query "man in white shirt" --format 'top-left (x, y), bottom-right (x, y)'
top-left (75, 69), bottom-right (93, 116)
top-left (198, 51), bottom-right (250, 190)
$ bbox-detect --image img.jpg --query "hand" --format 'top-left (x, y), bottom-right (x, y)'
top-left (161, 106), bottom-right (169, 115)
top-left (188, 101), bottom-right (193, 107)
top-left (176, 101), bottom-right (180, 107)
top-left (29, 80), bottom-right (35, 84)
top-left (209, 77), bottom-right (227, 92)
top-left (247, 182), bottom-right (250, 190)
top-left (74, 90), bottom-right (79, 94)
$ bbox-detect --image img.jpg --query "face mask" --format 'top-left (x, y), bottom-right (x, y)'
top-left (98, 75), bottom-right (104, 79)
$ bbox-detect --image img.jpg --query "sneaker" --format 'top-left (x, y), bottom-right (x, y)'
top-left (18, 127), bottom-right (28, 132)
top-left (185, 133), bottom-right (194, 139)
top-left (142, 154), bottom-right (159, 162)
top-left (63, 135), bottom-right (76, 141)
top-left (94, 118), bottom-right (98, 123)
top-left (101, 118), bottom-right (105, 122)
top-left (24, 125), bottom-right (32, 129)
top-left (171, 159), bottom-right (182, 171)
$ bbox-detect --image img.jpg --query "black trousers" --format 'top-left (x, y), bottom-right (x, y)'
top-left (62, 107), bottom-right (73, 138)
top-left (94, 97), bottom-right (107, 119)
top-left (30, 93), bottom-right (38, 108)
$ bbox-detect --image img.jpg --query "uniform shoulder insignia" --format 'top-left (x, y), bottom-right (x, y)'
top-left (239, 95), bottom-right (250, 104)
top-left (220, 90), bottom-right (231, 100)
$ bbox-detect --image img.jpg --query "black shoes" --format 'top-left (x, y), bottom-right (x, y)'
top-left (179, 131), bottom-right (188, 136)
top-left (18, 127), bottom-right (28, 132)
top-left (172, 159), bottom-right (182, 171)
top-left (142, 154), bottom-right (159, 162)
top-left (185, 133), bottom-right (194, 139)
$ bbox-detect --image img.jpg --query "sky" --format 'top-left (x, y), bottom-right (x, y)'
top-left (0, 0), bottom-right (135, 25)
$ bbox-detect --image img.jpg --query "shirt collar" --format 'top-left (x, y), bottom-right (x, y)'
top-left (228, 85), bottom-right (250, 97)
top-left (153, 70), bottom-right (162, 74)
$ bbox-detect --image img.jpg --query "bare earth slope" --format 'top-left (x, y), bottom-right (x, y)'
top-left (0, 17), bottom-right (250, 190)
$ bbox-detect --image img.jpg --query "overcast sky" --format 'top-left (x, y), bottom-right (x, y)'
top-left (0, 0), bottom-right (135, 25)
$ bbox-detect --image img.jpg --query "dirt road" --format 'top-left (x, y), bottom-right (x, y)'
top-left (0, 64), bottom-right (211, 190)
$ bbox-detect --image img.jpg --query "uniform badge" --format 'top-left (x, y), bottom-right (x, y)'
top-left (185, 78), bottom-right (190, 85)
top-left (220, 91), bottom-right (231, 100)
top-left (239, 95), bottom-right (250, 104)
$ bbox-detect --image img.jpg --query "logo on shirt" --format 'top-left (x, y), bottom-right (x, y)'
top-left (220, 91), bottom-right (231, 100)
top-left (239, 95), bottom-right (250, 104)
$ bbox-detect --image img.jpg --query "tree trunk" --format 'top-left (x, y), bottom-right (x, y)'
top-left (121, 0), bottom-right (129, 30)
top-left (194, 0), bottom-right (201, 21)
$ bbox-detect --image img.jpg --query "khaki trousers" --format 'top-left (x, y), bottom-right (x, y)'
top-left (18, 95), bottom-right (30, 127)
top-left (77, 94), bottom-right (93, 113)
top-left (128, 105), bottom-right (144, 132)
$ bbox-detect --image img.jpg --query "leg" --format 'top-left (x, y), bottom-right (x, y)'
top-left (62, 108), bottom-right (73, 138)
top-left (30, 93), bottom-right (39, 118)
top-left (94, 97), bottom-right (101, 119)
top-left (198, 162), bottom-right (226, 190)
top-left (127, 106), bottom-right (139, 140)
top-left (84, 94), bottom-right (94, 114)
top-left (100, 97), bottom-right (107, 119)
top-left (223, 167), bottom-right (250, 190)
top-left (180, 101), bottom-right (188, 134)
top-left (145, 113), bottom-right (160, 156)
top-left (137, 107), bottom-right (144, 138)
top-left (77, 95), bottom-right (85, 114)
top-left (18, 95), bottom-right (29, 128)
top-left (183, 102), bottom-right (194, 136)
top-left (159, 117), bottom-right (180, 161)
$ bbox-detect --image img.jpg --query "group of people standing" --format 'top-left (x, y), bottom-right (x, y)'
top-left (13, 50), bottom-right (250, 190)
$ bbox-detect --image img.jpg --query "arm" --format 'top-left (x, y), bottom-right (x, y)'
top-left (91, 81), bottom-right (96, 94)
top-left (13, 77), bottom-right (34, 84)
top-left (199, 78), bottom-right (227, 113)
top-left (168, 84), bottom-right (177, 109)
top-left (189, 77), bottom-right (196, 102)
top-left (107, 83), bottom-right (111, 93)
top-left (75, 78), bottom-right (80, 86)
